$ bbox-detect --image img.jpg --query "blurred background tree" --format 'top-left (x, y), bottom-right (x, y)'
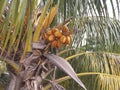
top-left (0, 0), bottom-right (120, 90)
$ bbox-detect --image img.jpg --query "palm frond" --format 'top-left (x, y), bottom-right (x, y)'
top-left (0, 0), bottom-right (38, 57)
top-left (55, 52), bottom-right (120, 90)
top-left (57, 48), bottom-right (75, 56)
top-left (44, 54), bottom-right (87, 90)
top-left (44, 72), bottom-right (120, 90)
top-left (51, 0), bottom-right (120, 53)
top-left (67, 16), bottom-right (120, 53)
top-left (33, 0), bottom-right (52, 42)
top-left (23, 20), bottom-right (32, 53)
top-left (0, 0), bottom-right (28, 55)
top-left (94, 74), bottom-right (120, 90)
top-left (7, 0), bottom-right (28, 54)
top-left (57, 0), bottom-right (120, 20)
top-left (0, 0), bottom-right (7, 18)
top-left (64, 52), bottom-right (120, 75)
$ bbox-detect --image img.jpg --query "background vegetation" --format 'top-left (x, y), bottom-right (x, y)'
top-left (0, 0), bottom-right (120, 90)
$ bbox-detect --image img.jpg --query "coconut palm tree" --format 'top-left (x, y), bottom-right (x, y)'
top-left (48, 0), bottom-right (120, 90)
top-left (0, 0), bottom-right (120, 90)
top-left (0, 0), bottom-right (86, 90)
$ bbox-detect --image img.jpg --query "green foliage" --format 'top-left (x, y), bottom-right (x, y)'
top-left (0, 61), bottom-right (7, 74)
top-left (53, 52), bottom-right (120, 90)
top-left (49, 0), bottom-right (120, 89)
top-left (0, 0), bottom-right (120, 90)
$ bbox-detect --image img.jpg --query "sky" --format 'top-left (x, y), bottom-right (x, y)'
top-left (106, 0), bottom-right (120, 20)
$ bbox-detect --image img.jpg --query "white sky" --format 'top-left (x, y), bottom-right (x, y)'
top-left (106, 0), bottom-right (120, 20)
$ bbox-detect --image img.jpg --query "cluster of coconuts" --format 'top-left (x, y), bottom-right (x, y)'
top-left (42, 26), bottom-right (71, 48)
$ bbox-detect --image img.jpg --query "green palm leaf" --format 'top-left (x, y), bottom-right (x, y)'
top-left (55, 52), bottom-right (120, 90)
top-left (45, 72), bottom-right (120, 90)
top-left (0, 0), bottom-right (7, 19)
